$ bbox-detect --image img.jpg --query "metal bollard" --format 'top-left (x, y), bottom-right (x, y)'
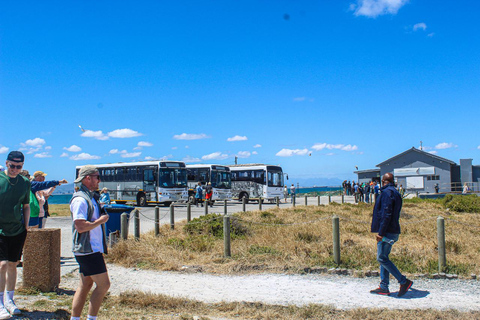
top-left (170, 204), bottom-right (175, 230)
top-left (121, 213), bottom-right (128, 240)
top-left (155, 206), bottom-right (160, 236)
top-left (224, 200), bottom-right (228, 215)
top-left (328, 195), bottom-right (331, 204)
top-left (437, 216), bottom-right (446, 272)
top-left (342, 195), bottom-right (344, 204)
top-left (318, 195), bottom-right (321, 206)
top-left (242, 197), bottom-right (246, 212)
top-left (187, 202), bottom-right (191, 222)
top-left (134, 209), bottom-right (140, 240)
top-left (305, 195), bottom-right (308, 206)
top-left (333, 215), bottom-right (340, 264)
top-left (259, 198), bottom-right (262, 211)
top-left (293, 195), bottom-right (296, 207)
top-left (276, 197), bottom-right (280, 208)
top-left (223, 215), bottom-right (231, 257)
top-left (204, 201), bottom-right (208, 215)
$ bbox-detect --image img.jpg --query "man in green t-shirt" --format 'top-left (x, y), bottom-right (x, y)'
top-left (0, 151), bottom-right (30, 318)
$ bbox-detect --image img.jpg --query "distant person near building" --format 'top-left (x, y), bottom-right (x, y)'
top-left (462, 183), bottom-right (469, 194)
top-left (374, 182), bottom-right (380, 202)
top-left (290, 184), bottom-right (296, 203)
top-left (364, 182), bottom-right (371, 203)
top-left (398, 185), bottom-right (405, 198)
top-left (342, 180), bottom-right (347, 195)
top-left (370, 173), bottom-right (413, 297)
top-left (0, 151), bottom-right (30, 318)
top-left (70, 165), bottom-right (110, 320)
top-left (205, 182), bottom-right (213, 207)
top-left (195, 182), bottom-right (203, 207)
top-left (283, 185), bottom-right (288, 203)
top-left (434, 184), bottom-right (439, 194)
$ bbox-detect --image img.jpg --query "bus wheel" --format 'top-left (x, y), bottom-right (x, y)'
top-left (137, 194), bottom-right (147, 207)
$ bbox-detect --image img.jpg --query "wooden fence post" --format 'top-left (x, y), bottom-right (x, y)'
top-left (154, 206), bottom-right (160, 236)
top-left (318, 195), bottom-right (320, 206)
top-left (224, 216), bottom-right (231, 257)
top-left (259, 198), bottom-right (262, 211)
top-left (242, 197), bottom-right (246, 212)
top-left (437, 216), bottom-right (446, 272)
top-left (305, 195), bottom-right (308, 206)
top-left (121, 213), bottom-right (128, 240)
top-left (187, 202), bottom-right (191, 222)
top-left (224, 200), bottom-right (228, 215)
top-left (333, 215), bottom-right (340, 264)
top-left (134, 209), bottom-right (140, 240)
top-left (170, 204), bottom-right (175, 230)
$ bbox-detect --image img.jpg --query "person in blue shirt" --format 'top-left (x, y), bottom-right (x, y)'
top-left (370, 173), bottom-right (413, 297)
top-left (373, 181), bottom-right (380, 202)
top-left (99, 188), bottom-right (111, 205)
top-left (194, 182), bottom-right (203, 207)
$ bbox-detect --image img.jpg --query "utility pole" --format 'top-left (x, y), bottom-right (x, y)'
top-left (235, 156), bottom-right (238, 165)
top-left (420, 141), bottom-right (423, 151)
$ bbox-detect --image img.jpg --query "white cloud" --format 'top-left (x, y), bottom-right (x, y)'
top-left (236, 151), bottom-right (251, 158)
top-left (144, 156), bottom-right (156, 160)
top-left (70, 153), bottom-right (101, 161)
top-left (133, 147), bottom-right (141, 150)
top-left (311, 143), bottom-right (358, 151)
top-left (201, 152), bottom-right (228, 161)
top-left (25, 147), bottom-right (42, 154)
top-left (351, 0), bottom-right (408, 18)
top-left (276, 148), bottom-right (309, 157)
top-left (171, 147), bottom-right (178, 150)
top-left (34, 152), bottom-right (52, 158)
top-left (0, 146), bottom-right (9, 154)
top-left (121, 152), bottom-right (141, 158)
top-left (427, 32), bottom-right (435, 37)
top-left (252, 151), bottom-right (258, 155)
top-left (23, 138), bottom-right (46, 147)
top-left (435, 142), bottom-right (457, 150)
top-left (45, 146), bottom-right (52, 151)
top-left (64, 145), bottom-right (82, 152)
top-left (293, 97), bottom-right (306, 102)
top-left (137, 141), bottom-right (153, 147)
top-left (109, 149), bottom-right (127, 155)
top-left (108, 128), bottom-right (142, 138)
top-left (60, 152), bottom-right (69, 157)
top-left (227, 135), bottom-right (248, 142)
top-left (413, 22), bottom-right (427, 31)
top-left (182, 155), bottom-right (201, 163)
top-left (253, 144), bottom-right (262, 148)
top-left (173, 133), bottom-right (209, 140)
top-left (160, 155), bottom-right (173, 161)
top-left (418, 145), bottom-right (433, 151)
top-left (81, 130), bottom-right (109, 140)
top-left (326, 153), bottom-right (335, 156)
top-left (428, 151), bottom-right (438, 155)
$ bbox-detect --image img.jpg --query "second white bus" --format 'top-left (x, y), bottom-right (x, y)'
top-left (229, 164), bottom-right (284, 202)
top-left (186, 164), bottom-right (232, 203)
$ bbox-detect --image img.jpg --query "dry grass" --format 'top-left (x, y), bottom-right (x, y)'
top-left (16, 290), bottom-right (480, 319)
top-left (108, 201), bottom-right (480, 276)
top-left (49, 204), bottom-right (71, 217)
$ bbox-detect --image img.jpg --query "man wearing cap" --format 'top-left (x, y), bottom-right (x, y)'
top-left (70, 165), bottom-right (109, 320)
top-left (0, 151), bottom-right (30, 318)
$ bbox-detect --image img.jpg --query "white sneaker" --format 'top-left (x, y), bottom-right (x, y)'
top-left (0, 307), bottom-right (10, 319)
top-left (4, 300), bottom-right (20, 315)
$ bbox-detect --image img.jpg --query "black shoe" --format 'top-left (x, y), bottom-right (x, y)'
top-left (370, 287), bottom-right (390, 296)
top-left (398, 279), bottom-right (413, 297)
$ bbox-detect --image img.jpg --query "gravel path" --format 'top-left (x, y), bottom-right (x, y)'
top-left (30, 201), bottom-right (480, 312)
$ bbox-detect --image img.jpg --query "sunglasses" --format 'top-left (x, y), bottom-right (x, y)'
top-left (9, 164), bottom-right (23, 170)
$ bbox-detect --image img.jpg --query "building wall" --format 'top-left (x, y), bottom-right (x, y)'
top-left (379, 151), bottom-right (452, 193)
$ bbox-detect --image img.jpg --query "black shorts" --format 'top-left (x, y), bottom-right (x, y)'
top-left (0, 229), bottom-right (28, 262)
top-left (75, 252), bottom-right (107, 276)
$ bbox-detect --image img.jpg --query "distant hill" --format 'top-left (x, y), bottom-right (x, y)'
top-left (52, 183), bottom-right (74, 195)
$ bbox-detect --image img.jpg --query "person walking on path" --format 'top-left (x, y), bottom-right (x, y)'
top-left (290, 184), bottom-right (296, 203)
top-left (70, 165), bottom-right (110, 320)
top-left (194, 182), bottom-right (203, 207)
top-left (0, 151), bottom-right (30, 319)
top-left (283, 185), bottom-right (288, 203)
top-left (205, 182), bottom-right (213, 208)
top-left (370, 173), bottom-right (413, 297)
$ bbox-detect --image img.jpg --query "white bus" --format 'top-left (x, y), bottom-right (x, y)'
top-left (229, 164), bottom-right (284, 202)
top-left (76, 161), bottom-right (188, 206)
top-left (186, 164), bottom-right (232, 203)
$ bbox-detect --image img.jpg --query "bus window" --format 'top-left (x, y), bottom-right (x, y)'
top-left (144, 169), bottom-right (155, 191)
top-left (268, 171), bottom-right (283, 187)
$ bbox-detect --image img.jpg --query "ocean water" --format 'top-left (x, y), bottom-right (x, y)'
top-left (48, 194), bottom-right (73, 204)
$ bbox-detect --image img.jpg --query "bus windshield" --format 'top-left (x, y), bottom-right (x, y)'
top-left (268, 170), bottom-right (283, 187)
top-left (211, 170), bottom-right (231, 189)
top-left (159, 168), bottom-right (187, 188)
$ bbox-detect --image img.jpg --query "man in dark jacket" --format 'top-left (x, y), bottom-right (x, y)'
top-left (370, 173), bottom-right (413, 297)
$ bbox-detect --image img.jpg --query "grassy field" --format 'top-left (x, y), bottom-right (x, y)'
top-left (49, 204), bottom-right (71, 217)
top-left (15, 290), bottom-right (480, 319)
top-left (107, 200), bottom-right (480, 276)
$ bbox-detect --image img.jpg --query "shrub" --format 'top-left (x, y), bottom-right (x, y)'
top-left (183, 213), bottom-right (249, 239)
top-left (443, 195), bottom-right (480, 213)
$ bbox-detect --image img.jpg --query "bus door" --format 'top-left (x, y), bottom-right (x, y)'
top-left (143, 168), bottom-right (157, 201)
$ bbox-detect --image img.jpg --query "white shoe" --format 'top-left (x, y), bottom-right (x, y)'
top-left (0, 307), bottom-right (10, 319)
top-left (4, 300), bottom-right (20, 315)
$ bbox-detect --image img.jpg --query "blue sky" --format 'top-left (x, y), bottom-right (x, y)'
top-left (1, 0), bottom-right (479, 184)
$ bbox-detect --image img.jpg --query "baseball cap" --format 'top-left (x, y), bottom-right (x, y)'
top-left (74, 165), bottom-right (99, 183)
top-left (7, 151), bottom-right (24, 162)
top-left (34, 171), bottom-right (47, 178)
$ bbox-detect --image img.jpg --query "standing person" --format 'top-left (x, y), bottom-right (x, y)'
top-left (194, 182), bottom-right (203, 207)
top-left (0, 151), bottom-right (30, 318)
top-left (99, 188), bottom-right (111, 206)
top-left (374, 182), bottom-right (380, 202)
top-left (342, 180), bottom-right (347, 195)
top-left (205, 182), bottom-right (213, 208)
top-left (364, 182), bottom-right (371, 204)
top-left (434, 184), bottom-right (439, 194)
top-left (290, 184), bottom-right (296, 203)
top-left (462, 183), bottom-right (469, 194)
top-left (283, 185), bottom-right (288, 203)
top-left (370, 173), bottom-right (413, 297)
top-left (70, 165), bottom-right (110, 320)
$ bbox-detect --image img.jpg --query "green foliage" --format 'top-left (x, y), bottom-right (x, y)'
top-left (183, 213), bottom-right (249, 239)
top-left (442, 195), bottom-right (480, 213)
top-left (260, 212), bottom-right (276, 219)
top-left (249, 245), bottom-right (281, 255)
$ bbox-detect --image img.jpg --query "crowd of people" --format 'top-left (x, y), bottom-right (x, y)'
top-left (342, 180), bottom-right (381, 203)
